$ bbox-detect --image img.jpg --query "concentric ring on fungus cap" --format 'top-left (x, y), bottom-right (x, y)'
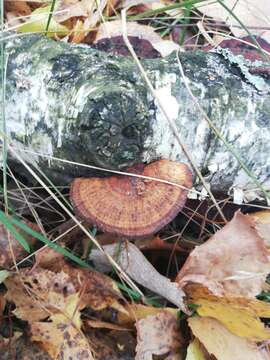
top-left (70, 160), bottom-right (193, 238)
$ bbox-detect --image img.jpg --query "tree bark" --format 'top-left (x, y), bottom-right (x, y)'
top-left (4, 34), bottom-right (270, 199)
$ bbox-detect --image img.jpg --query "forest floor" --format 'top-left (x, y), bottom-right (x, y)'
top-left (1, 0), bottom-right (270, 359)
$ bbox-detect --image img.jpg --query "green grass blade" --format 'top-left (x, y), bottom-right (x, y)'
top-left (45, 0), bottom-right (57, 35)
top-left (0, 210), bottom-right (31, 252)
top-left (8, 214), bottom-right (91, 268)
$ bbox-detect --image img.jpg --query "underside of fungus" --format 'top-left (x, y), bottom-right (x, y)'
top-left (70, 160), bottom-right (192, 238)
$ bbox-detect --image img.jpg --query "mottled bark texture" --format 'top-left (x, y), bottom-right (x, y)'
top-left (3, 34), bottom-right (270, 197)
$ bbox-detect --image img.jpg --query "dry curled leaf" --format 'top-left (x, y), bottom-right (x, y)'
top-left (118, 303), bottom-right (178, 326)
top-left (4, 269), bottom-right (76, 321)
top-left (90, 242), bottom-right (186, 310)
top-left (5, 0), bottom-right (31, 16)
top-left (188, 317), bottom-right (269, 360)
top-left (35, 246), bottom-right (66, 272)
top-left (176, 212), bottom-right (270, 298)
top-left (95, 20), bottom-right (180, 57)
top-left (61, 265), bottom-right (127, 314)
top-left (54, 0), bottom-right (92, 22)
top-left (5, 0), bottom-right (31, 28)
top-left (135, 311), bottom-right (183, 360)
top-left (0, 335), bottom-right (52, 360)
top-left (34, 251), bottom-right (126, 315)
top-left (186, 285), bottom-right (270, 341)
top-left (31, 293), bottom-right (93, 360)
top-left (86, 329), bottom-right (136, 360)
top-left (250, 211), bottom-right (270, 248)
top-left (197, 0), bottom-right (270, 43)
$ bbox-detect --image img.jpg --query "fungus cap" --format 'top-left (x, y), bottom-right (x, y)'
top-left (70, 160), bottom-right (192, 238)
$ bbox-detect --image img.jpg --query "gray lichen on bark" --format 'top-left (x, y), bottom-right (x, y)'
top-left (3, 34), bottom-right (270, 199)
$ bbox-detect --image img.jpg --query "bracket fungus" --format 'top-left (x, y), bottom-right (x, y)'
top-left (70, 160), bottom-right (192, 238)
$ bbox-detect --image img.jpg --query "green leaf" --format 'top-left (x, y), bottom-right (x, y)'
top-left (18, 5), bottom-right (69, 37)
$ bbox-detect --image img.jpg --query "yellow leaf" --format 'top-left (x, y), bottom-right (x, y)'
top-left (119, 303), bottom-right (178, 325)
top-left (186, 339), bottom-right (206, 360)
top-left (18, 6), bottom-right (69, 37)
top-left (188, 285), bottom-right (270, 341)
top-left (4, 269), bottom-right (76, 322)
top-left (50, 293), bottom-right (82, 328)
top-left (31, 292), bottom-right (93, 359)
top-left (32, 320), bottom-right (93, 359)
top-left (188, 317), bottom-right (268, 360)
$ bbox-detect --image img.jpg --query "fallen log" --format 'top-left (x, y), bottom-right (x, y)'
top-left (4, 34), bottom-right (270, 199)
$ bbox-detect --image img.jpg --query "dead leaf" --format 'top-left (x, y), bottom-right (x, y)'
top-left (35, 251), bottom-right (126, 315)
top-left (135, 311), bottom-right (183, 359)
top-left (86, 329), bottom-right (136, 360)
top-left (35, 246), bottom-right (66, 272)
top-left (122, 0), bottom-right (161, 10)
top-left (94, 35), bottom-right (161, 58)
top-left (90, 242), bottom-right (186, 310)
top-left (5, 0), bottom-right (31, 17)
top-left (56, 0), bottom-right (108, 43)
top-left (119, 303), bottom-right (178, 325)
top-left (85, 319), bottom-right (130, 331)
top-left (104, 0), bottom-right (120, 17)
top-left (251, 211), bottom-right (270, 224)
top-left (176, 212), bottom-right (270, 298)
top-left (185, 338), bottom-right (207, 360)
top-left (186, 285), bottom-right (270, 341)
top-left (95, 20), bottom-right (180, 57)
top-left (135, 235), bottom-right (185, 252)
top-left (188, 317), bottom-right (269, 360)
top-left (70, 19), bottom-right (86, 43)
top-left (5, 0), bottom-right (43, 27)
top-left (122, 0), bottom-right (183, 18)
top-left (5, 1), bottom-right (32, 30)
top-left (31, 293), bottom-right (93, 359)
top-left (197, 0), bottom-right (270, 43)
top-left (54, 0), bottom-right (92, 22)
top-left (14, 256), bottom-right (128, 321)
top-left (61, 265), bottom-right (127, 314)
top-left (0, 334), bottom-right (52, 360)
top-left (250, 211), bottom-right (270, 248)
top-left (4, 269), bottom-right (76, 321)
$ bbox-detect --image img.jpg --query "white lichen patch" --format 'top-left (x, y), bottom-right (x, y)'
top-left (215, 47), bottom-right (269, 92)
top-left (143, 71), bottom-right (180, 162)
top-left (57, 118), bottom-right (65, 148)
top-left (155, 85), bottom-right (180, 120)
top-left (143, 70), bottom-right (210, 168)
